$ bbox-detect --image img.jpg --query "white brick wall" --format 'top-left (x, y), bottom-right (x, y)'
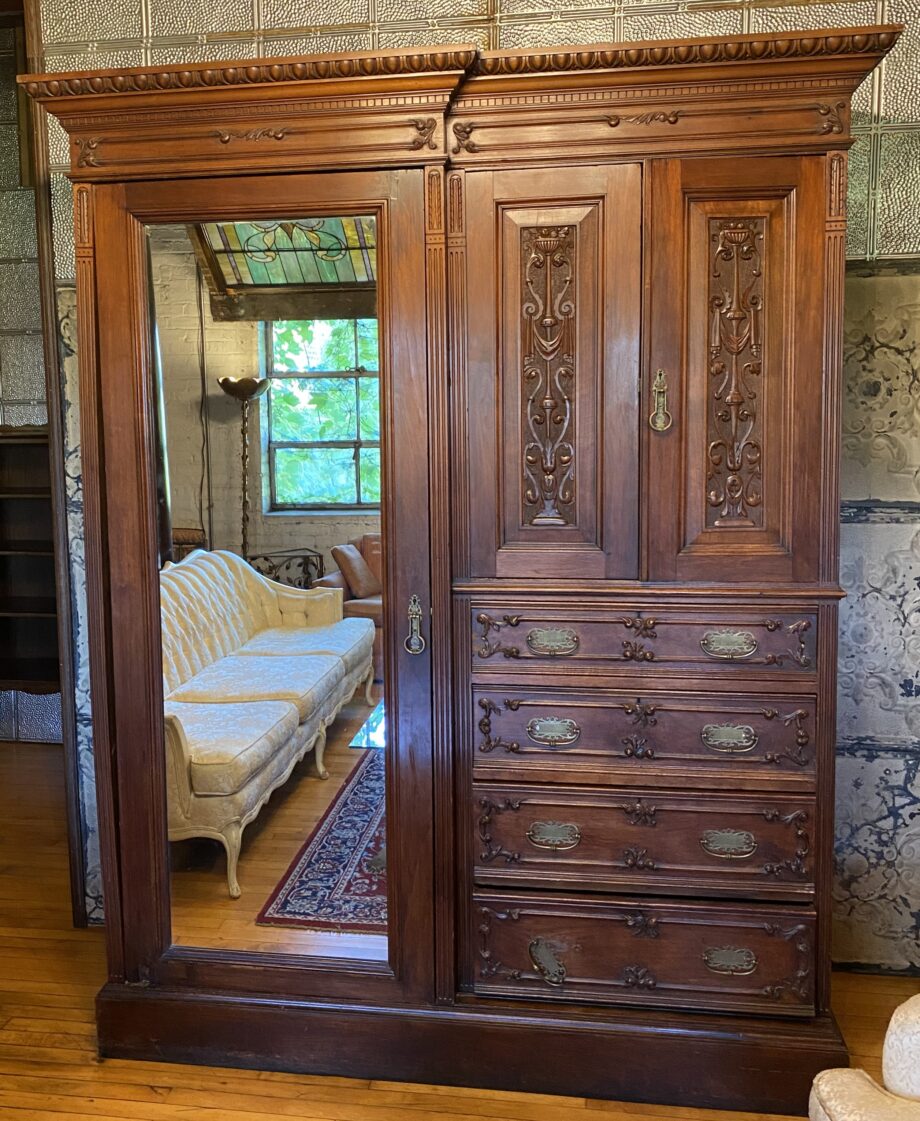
top-left (149, 225), bottom-right (380, 572)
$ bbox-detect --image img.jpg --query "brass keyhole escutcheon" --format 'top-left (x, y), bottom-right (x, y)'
top-left (649, 369), bottom-right (673, 432)
top-left (404, 594), bottom-right (426, 655)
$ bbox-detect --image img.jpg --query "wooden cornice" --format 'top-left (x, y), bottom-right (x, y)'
top-left (18, 26), bottom-right (902, 179)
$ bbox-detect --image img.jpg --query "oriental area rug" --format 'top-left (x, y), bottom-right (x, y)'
top-left (257, 751), bottom-right (387, 932)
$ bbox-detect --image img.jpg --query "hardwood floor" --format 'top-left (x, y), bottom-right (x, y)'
top-left (170, 694), bottom-right (387, 959)
top-left (1, 737), bottom-right (917, 1121)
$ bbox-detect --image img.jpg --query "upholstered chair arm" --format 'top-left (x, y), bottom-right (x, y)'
top-left (313, 571), bottom-right (350, 596)
top-left (164, 712), bottom-right (193, 821)
top-left (810, 1069), bottom-right (920, 1121)
top-left (884, 994), bottom-right (920, 1100)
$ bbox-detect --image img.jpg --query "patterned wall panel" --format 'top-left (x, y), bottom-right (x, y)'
top-left (34, 0), bottom-right (920, 965)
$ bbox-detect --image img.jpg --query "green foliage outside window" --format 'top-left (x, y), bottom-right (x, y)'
top-left (268, 319), bottom-right (380, 508)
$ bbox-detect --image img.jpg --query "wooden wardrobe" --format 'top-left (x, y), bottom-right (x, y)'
top-left (23, 23), bottom-right (901, 1116)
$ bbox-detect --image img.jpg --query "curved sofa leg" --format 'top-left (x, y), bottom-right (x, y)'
top-left (314, 726), bottom-right (329, 780)
top-left (364, 665), bottom-right (375, 706)
top-left (220, 822), bottom-right (243, 899)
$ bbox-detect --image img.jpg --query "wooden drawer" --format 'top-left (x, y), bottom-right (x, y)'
top-left (471, 686), bottom-right (817, 790)
top-left (471, 605), bottom-right (818, 678)
top-left (473, 785), bottom-right (814, 900)
top-left (472, 893), bottom-right (815, 1016)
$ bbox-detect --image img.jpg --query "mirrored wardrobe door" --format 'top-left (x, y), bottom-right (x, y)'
top-left (88, 169), bottom-right (436, 996)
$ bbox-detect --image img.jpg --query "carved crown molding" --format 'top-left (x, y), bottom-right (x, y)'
top-left (22, 47), bottom-right (478, 101)
top-left (472, 26), bottom-right (901, 77)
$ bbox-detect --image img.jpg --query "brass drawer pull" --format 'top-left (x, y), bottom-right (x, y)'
top-left (701, 629), bottom-right (758, 660)
top-left (529, 938), bottom-right (566, 986)
top-left (526, 821), bottom-right (582, 851)
top-left (704, 946), bottom-right (758, 976)
top-left (526, 717), bottom-right (581, 746)
top-left (701, 723), bottom-right (758, 753)
top-left (526, 627), bottom-right (579, 656)
top-left (700, 828), bottom-right (757, 859)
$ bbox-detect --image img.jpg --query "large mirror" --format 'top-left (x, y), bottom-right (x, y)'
top-left (148, 216), bottom-right (389, 961)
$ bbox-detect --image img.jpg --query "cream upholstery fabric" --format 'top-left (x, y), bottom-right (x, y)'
top-left (238, 617), bottom-right (375, 674)
top-left (167, 652), bottom-right (345, 722)
top-left (884, 995), bottom-right (920, 1101)
top-left (159, 549), bottom-right (374, 896)
top-left (165, 699), bottom-right (299, 796)
top-left (810, 1069), bottom-right (920, 1121)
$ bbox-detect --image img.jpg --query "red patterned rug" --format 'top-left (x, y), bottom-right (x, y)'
top-left (256, 751), bottom-right (387, 933)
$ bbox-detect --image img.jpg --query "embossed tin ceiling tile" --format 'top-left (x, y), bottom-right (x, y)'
top-left (150, 40), bottom-right (258, 65)
top-left (877, 130), bottom-right (920, 257)
top-left (841, 273), bottom-right (920, 504)
top-left (0, 335), bottom-right (46, 403)
top-left (498, 0), bottom-right (614, 12)
top-left (42, 46), bottom-right (146, 73)
top-left (845, 131), bottom-right (869, 259)
top-left (261, 32), bottom-right (373, 56)
top-left (148, 0), bottom-right (254, 37)
top-left (498, 17), bottom-right (618, 48)
top-left (46, 114), bottom-right (70, 173)
top-left (14, 691), bottom-right (63, 742)
top-left (40, 0), bottom-right (143, 47)
top-left (0, 263), bottom-right (42, 331)
top-left (261, 0), bottom-right (371, 29)
top-left (3, 403), bottom-right (48, 424)
top-left (0, 27), bottom-right (15, 50)
top-left (0, 55), bottom-right (19, 121)
top-left (378, 25), bottom-right (493, 48)
top-left (622, 8), bottom-right (743, 43)
top-left (0, 692), bottom-right (13, 741)
top-left (0, 125), bottom-right (19, 190)
top-left (883, 1), bottom-right (920, 124)
top-left (50, 173), bottom-right (76, 285)
top-left (380, 0), bottom-right (489, 20)
top-left (0, 190), bottom-right (39, 259)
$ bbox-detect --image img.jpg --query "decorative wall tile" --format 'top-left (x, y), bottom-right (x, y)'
top-left (833, 746), bottom-right (920, 970)
top-left (380, 0), bottom-right (488, 17)
top-left (148, 0), bottom-right (254, 37)
top-left (0, 691), bottom-right (13, 740)
top-left (43, 46), bottom-right (145, 73)
top-left (846, 130), bottom-right (870, 259)
top-left (0, 55), bottom-right (18, 120)
top-left (884, 0), bottom-right (920, 124)
top-left (46, 114), bottom-right (70, 174)
top-left (0, 334), bottom-right (46, 401)
top-left (15, 692), bottom-right (63, 742)
top-left (0, 263), bottom-right (42, 330)
top-left (378, 24), bottom-right (493, 47)
top-left (41, 0), bottom-right (143, 46)
top-left (262, 0), bottom-right (370, 28)
top-left (150, 39), bottom-right (258, 64)
top-left (622, 8), bottom-right (742, 41)
top-left (0, 189), bottom-right (38, 259)
top-left (498, 16), bottom-right (617, 47)
top-left (0, 125), bottom-right (20, 189)
top-left (839, 524), bottom-right (920, 744)
top-left (0, 28), bottom-right (14, 50)
top-left (4, 402), bottom-right (48, 424)
top-left (262, 32), bottom-right (373, 55)
top-left (842, 274), bottom-right (920, 502)
top-left (500, 0), bottom-right (614, 12)
top-left (50, 174), bottom-right (75, 284)
top-left (876, 130), bottom-right (920, 258)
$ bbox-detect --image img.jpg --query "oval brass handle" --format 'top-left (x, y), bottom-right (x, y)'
top-left (529, 938), bottom-right (566, 986)
top-left (700, 629), bottom-right (758, 660)
top-left (526, 627), bottom-right (579, 656)
top-left (649, 369), bottom-right (672, 432)
top-left (404, 593), bottom-right (426, 655)
top-left (700, 828), bottom-right (757, 859)
top-left (703, 946), bottom-right (758, 976)
top-left (526, 821), bottom-right (581, 851)
top-left (701, 723), bottom-right (758, 753)
top-left (526, 716), bottom-right (581, 746)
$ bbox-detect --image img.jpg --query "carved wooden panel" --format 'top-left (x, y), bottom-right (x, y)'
top-left (646, 156), bottom-right (827, 583)
top-left (463, 164), bottom-right (640, 579)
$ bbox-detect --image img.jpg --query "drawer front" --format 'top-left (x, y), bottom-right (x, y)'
top-left (471, 606), bottom-right (817, 677)
top-left (473, 894), bottom-right (815, 1016)
top-left (473, 785), bottom-right (814, 900)
top-left (472, 687), bottom-right (817, 788)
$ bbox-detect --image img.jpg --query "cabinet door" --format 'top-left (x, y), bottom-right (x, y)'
top-left (646, 156), bottom-right (827, 583)
top-left (460, 165), bottom-right (641, 580)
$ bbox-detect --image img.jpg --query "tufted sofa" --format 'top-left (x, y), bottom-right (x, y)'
top-left (810, 993), bottom-right (920, 1121)
top-left (160, 549), bottom-right (375, 897)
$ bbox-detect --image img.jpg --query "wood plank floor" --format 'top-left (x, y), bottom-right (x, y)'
top-left (170, 694), bottom-right (387, 959)
top-left (1, 738), bottom-right (918, 1121)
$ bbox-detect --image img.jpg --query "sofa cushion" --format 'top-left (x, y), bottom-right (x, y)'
top-left (344, 595), bottom-right (383, 625)
top-left (168, 653), bottom-right (345, 722)
top-left (359, 534), bottom-right (383, 584)
top-left (238, 617), bottom-right (375, 674)
top-left (166, 699), bottom-right (300, 796)
top-left (333, 542), bottom-right (382, 598)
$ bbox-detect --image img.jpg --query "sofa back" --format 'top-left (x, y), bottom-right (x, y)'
top-left (159, 549), bottom-right (283, 696)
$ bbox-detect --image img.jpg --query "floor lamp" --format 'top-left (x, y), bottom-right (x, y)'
top-left (216, 376), bottom-right (270, 557)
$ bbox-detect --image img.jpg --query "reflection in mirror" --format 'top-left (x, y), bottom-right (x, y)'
top-left (148, 217), bottom-right (387, 960)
